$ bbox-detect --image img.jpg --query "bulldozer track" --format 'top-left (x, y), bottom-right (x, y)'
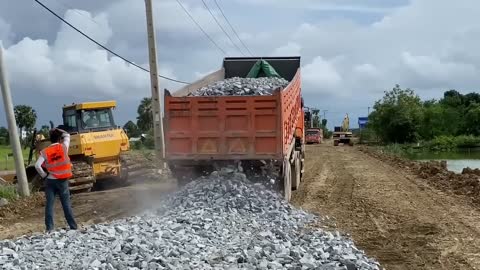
top-left (68, 160), bottom-right (95, 193)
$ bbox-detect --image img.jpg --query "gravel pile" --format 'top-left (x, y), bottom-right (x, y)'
top-left (0, 172), bottom-right (381, 270)
top-left (188, 77), bottom-right (290, 96)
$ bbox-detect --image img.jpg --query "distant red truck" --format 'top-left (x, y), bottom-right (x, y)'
top-left (306, 128), bottom-right (323, 144)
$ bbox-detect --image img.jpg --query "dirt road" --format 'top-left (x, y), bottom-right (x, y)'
top-left (293, 143), bottom-right (480, 270)
top-left (0, 181), bottom-right (175, 239)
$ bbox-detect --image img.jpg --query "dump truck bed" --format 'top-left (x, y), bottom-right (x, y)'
top-left (164, 57), bottom-right (302, 162)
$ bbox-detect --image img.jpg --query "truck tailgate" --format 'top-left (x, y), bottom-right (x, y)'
top-left (165, 94), bottom-right (282, 160)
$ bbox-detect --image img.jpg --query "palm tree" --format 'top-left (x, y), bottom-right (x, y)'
top-left (137, 98), bottom-right (153, 132)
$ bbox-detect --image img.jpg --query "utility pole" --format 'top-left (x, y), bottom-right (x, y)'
top-left (322, 110), bottom-right (328, 122)
top-left (368, 106), bottom-right (370, 115)
top-left (144, 0), bottom-right (165, 164)
top-left (0, 47), bottom-right (29, 197)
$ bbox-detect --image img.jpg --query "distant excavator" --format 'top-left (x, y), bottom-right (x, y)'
top-left (332, 114), bottom-right (353, 146)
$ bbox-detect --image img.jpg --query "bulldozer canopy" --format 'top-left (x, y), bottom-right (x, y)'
top-left (246, 60), bottom-right (281, 78)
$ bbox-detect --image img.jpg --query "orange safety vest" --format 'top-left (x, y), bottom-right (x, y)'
top-left (41, 144), bottom-right (72, 180)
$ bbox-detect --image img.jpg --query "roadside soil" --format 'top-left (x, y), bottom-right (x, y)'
top-left (0, 181), bottom-right (175, 239)
top-left (293, 142), bottom-right (480, 270)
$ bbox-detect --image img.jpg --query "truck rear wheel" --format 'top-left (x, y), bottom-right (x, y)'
top-left (334, 140), bottom-right (339, 146)
top-left (283, 160), bottom-right (292, 202)
top-left (291, 152), bottom-right (301, 191)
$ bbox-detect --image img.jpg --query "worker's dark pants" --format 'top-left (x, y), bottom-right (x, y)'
top-left (45, 178), bottom-right (77, 231)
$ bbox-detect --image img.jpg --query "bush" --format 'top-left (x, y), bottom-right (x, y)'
top-left (454, 135), bottom-right (480, 148)
top-left (426, 135), bottom-right (456, 151)
top-left (359, 128), bottom-right (378, 144)
top-left (131, 141), bottom-right (144, 150)
top-left (423, 135), bottom-right (480, 151)
top-left (0, 185), bottom-right (17, 201)
top-left (381, 143), bottom-right (417, 157)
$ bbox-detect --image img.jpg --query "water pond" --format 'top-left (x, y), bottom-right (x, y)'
top-left (406, 149), bottom-right (480, 173)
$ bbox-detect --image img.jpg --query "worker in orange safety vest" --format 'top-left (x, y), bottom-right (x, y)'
top-left (34, 128), bottom-right (77, 232)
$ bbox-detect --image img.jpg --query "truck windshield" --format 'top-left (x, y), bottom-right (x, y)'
top-left (81, 109), bottom-right (115, 129)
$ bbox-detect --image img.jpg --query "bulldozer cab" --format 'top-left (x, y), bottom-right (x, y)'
top-left (61, 101), bottom-right (117, 133)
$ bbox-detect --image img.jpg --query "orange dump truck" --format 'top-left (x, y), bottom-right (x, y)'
top-left (164, 57), bottom-right (305, 201)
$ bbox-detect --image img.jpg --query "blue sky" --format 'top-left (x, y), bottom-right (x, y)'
top-left (0, 0), bottom-right (479, 130)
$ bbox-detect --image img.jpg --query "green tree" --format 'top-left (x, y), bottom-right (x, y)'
top-left (14, 105), bottom-right (37, 136)
top-left (312, 116), bottom-right (320, 128)
top-left (312, 109), bottom-right (320, 128)
top-left (321, 119), bottom-right (327, 127)
top-left (441, 89), bottom-right (463, 107)
top-left (39, 125), bottom-right (50, 137)
top-left (419, 103), bottom-right (445, 140)
top-left (464, 103), bottom-right (480, 136)
top-left (0, 126), bottom-right (8, 145)
top-left (463, 92), bottom-right (480, 107)
top-left (369, 84), bottom-right (423, 143)
top-left (137, 98), bottom-right (153, 132)
top-left (123, 121), bottom-right (141, 138)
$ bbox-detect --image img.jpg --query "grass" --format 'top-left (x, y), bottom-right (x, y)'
top-left (0, 185), bottom-right (18, 200)
top-left (0, 145), bottom-right (30, 171)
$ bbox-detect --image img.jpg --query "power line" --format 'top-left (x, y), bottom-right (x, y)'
top-left (175, 0), bottom-right (226, 55)
top-left (201, 0), bottom-right (244, 56)
top-left (213, 0), bottom-right (253, 56)
top-left (33, 0), bottom-right (189, 84)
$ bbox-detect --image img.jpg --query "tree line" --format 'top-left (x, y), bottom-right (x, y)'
top-left (0, 105), bottom-right (47, 145)
top-left (368, 84), bottom-right (480, 149)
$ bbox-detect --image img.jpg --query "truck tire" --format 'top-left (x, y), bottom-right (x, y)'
top-left (283, 160), bottom-right (292, 202)
top-left (300, 144), bottom-right (305, 180)
top-left (291, 153), bottom-right (301, 191)
top-left (334, 140), bottom-right (339, 146)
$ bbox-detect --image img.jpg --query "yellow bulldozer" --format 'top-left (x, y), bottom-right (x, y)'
top-left (21, 100), bottom-right (145, 193)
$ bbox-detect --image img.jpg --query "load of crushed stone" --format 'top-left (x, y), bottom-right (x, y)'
top-left (188, 77), bottom-right (290, 96)
top-left (0, 172), bottom-right (382, 270)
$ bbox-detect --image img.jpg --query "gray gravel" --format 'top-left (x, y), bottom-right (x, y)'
top-left (188, 77), bottom-right (290, 96)
top-left (0, 172), bottom-right (381, 270)
top-left (0, 198), bottom-right (8, 207)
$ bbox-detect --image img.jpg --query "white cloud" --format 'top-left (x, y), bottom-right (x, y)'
top-left (194, 69), bottom-right (217, 80)
top-left (353, 63), bottom-right (379, 78)
top-left (272, 42), bottom-right (301, 56)
top-left (401, 51), bottom-right (479, 88)
top-left (302, 56), bottom-right (342, 94)
top-left (0, 17), bottom-right (12, 47)
top-left (237, 0), bottom-right (395, 13)
top-left (2, 9), bottom-right (154, 99)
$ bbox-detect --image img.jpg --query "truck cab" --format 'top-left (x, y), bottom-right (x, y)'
top-left (306, 128), bottom-right (323, 144)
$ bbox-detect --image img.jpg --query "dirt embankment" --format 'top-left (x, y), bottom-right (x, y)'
top-left (0, 152), bottom-right (175, 239)
top-left (0, 182), bottom-right (175, 239)
top-left (293, 143), bottom-right (480, 270)
top-left (359, 146), bottom-right (480, 205)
